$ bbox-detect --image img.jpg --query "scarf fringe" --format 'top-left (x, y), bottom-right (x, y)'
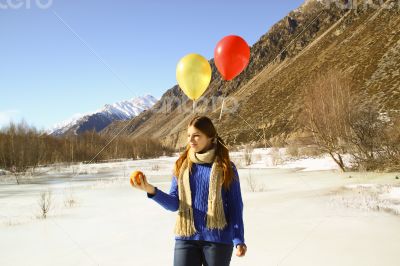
top-left (174, 208), bottom-right (197, 237)
top-left (206, 199), bottom-right (227, 229)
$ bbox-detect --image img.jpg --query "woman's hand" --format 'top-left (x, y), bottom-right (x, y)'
top-left (130, 173), bottom-right (156, 195)
top-left (236, 244), bottom-right (247, 257)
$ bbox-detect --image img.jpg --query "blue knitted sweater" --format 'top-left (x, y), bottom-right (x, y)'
top-left (147, 162), bottom-right (245, 248)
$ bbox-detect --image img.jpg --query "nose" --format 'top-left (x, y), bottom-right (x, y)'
top-left (188, 135), bottom-right (196, 143)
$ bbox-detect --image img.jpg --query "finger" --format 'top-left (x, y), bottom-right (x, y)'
top-left (236, 248), bottom-right (242, 257)
top-left (236, 247), bottom-right (245, 257)
top-left (132, 176), bottom-right (138, 187)
top-left (139, 175), bottom-right (146, 189)
top-left (142, 174), bottom-right (148, 186)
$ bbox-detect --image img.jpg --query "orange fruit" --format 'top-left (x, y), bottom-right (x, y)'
top-left (130, 170), bottom-right (144, 186)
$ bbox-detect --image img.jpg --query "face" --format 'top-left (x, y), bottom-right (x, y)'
top-left (187, 125), bottom-right (213, 153)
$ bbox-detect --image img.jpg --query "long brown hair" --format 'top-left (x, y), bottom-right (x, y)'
top-left (173, 116), bottom-right (235, 190)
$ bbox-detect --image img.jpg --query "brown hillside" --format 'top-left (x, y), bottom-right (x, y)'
top-left (102, 0), bottom-right (400, 150)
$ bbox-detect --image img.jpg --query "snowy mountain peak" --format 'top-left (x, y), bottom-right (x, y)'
top-left (99, 95), bottom-right (158, 119)
top-left (48, 94), bottom-right (158, 136)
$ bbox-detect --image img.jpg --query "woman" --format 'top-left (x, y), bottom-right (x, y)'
top-left (131, 115), bottom-right (247, 266)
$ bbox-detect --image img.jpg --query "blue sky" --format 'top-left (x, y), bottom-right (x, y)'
top-left (0, 0), bottom-right (304, 130)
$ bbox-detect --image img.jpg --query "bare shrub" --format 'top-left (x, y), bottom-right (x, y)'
top-left (268, 134), bottom-right (287, 147)
top-left (270, 147), bottom-right (284, 166)
top-left (382, 114), bottom-right (400, 171)
top-left (244, 144), bottom-right (254, 166)
top-left (229, 145), bottom-right (241, 152)
top-left (64, 188), bottom-right (77, 208)
top-left (253, 153), bottom-right (262, 163)
top-left (246, 170), bottom-right (267, 192)
top-left (38, 190), bottom-right (53, 219)
top-left (299, 145), bottom-right (325, 157)
top-left (285, 131), bottom-right (321, 159)
top-left (300, 71), bottom-right (355, 172)
top-left (10, 166), bottom-right (27, 185)
top-left (347, 104), bottom-right (387, 170)
top-left (231, 157), bottom-right (244, 169)
top-left (300, 70), bottom-right (399, 172)
top-left (348, 109), bottom-right (400, 171)
top-left (286, 143), bottom-right (300, 158)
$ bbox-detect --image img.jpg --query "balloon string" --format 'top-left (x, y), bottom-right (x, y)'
top-left (193, 100), bottom-right (196, 113)
top-left (218, 81), bottom-right (226, 120)
top-left (219, 98), bottom-right (225, 120)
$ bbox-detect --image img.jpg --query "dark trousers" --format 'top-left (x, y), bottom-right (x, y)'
top-left (173, 239), bottom-right (233, 266)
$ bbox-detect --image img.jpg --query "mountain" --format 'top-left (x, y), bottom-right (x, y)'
top-left (48, 94), bottom-right (158, 136)
top-left (101, 0), bottom-right (400, 149)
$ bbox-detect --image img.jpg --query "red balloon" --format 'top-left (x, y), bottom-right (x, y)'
top-left (214, 35), bottom-right (250, 81)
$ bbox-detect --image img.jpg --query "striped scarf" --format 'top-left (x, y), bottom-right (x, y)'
top-left (174, 146), bottom-right (227, 237)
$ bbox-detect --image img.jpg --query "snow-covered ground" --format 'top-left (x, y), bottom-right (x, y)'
top-left (0, 148), bottom-right (399, 266)
top-left (229, 147), bottom-right (352, 171)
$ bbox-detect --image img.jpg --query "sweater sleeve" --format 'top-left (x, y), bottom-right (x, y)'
top-left (147, 175), bottom-right (179, 212)
top-left (228, 163), bottom-right (245, 248)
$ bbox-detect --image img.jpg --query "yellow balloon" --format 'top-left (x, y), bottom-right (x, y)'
top-left (176, 53), bottom-right (212, 101)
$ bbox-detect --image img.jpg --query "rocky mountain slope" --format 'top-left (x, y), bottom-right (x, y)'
top-left (102, 0), bottom-right (400, 150)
